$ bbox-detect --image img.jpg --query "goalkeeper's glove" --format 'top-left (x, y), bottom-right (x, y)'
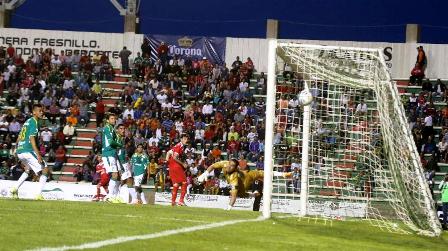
top-left (197, 170), bottom-right (210, 183)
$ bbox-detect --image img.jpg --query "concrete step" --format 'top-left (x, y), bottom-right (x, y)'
top-left (67, 158), bottom-right (85, 165)
top-left (71, 149), bottom-right (91, 155)
top-left (77, 132), bottom-right (97, 138)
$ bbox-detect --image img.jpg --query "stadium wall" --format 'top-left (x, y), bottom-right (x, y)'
top-left (226, 38), bottom-right (448, 79)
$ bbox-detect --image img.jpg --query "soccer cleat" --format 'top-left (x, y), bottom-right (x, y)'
top-left (177, 202), bottom-right (187, 207)
top-left (35, 194), bottom-right (45, 201)
top-left (10, 188), bottom-right (18, 199)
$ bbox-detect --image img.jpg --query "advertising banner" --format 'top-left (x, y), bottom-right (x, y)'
top-left (0, 28), bottom-right (144, 68)
top-left (0, 180), bottom-right (98, 201)
top-left (155, 192), bottom-right (300, 214)
top-left (147, 34), bottom-right (226, 65)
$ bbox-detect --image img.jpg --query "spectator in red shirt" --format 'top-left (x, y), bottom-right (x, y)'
top-left (6, 44), bottom-right (15, 58)
top-left (227, 136), bottom-right (240, 158)
top-left (95, 97), bottom-right (105, 127)
top-left (53, 145), bottom-right (66, 171)
top-left (204, 125), bottom-right (214, 144)
top-left (148, 142), bottom-right (160, 159)
top-left (157, 42), bottom-right (169, 64)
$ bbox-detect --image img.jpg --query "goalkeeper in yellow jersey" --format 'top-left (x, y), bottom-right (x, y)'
top-left (197, 159), bottom-right (290, 211)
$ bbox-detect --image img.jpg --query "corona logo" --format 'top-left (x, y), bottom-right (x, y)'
top-left (177, 37), bottom-right (193, 47)
top-left (169, 45), bottom-right (202, 57)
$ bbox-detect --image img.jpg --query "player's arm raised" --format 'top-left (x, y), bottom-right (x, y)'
top-left (198, 161), bottom-right (229, 183)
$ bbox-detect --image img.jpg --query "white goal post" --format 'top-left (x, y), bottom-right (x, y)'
top-left (262, 40), bottom-right (442, 237)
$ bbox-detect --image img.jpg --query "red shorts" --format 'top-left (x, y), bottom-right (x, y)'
top-left (169, 164), bottom-right (186, 184)
top-left (99, 174), bottom-right (110, 186)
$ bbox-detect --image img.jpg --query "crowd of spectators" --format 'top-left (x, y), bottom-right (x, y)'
top-left (99, 39), bottom-right (274, 194)
top-left (0, 44), bottom-right (115, 181)
top-left (0, 40), bottom-right (306, 195)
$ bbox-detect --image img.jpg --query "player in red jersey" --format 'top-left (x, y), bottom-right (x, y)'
top-left (93, 155), bottom-right (110, 202)
top-left (165, 134), bottom-right (189, 206)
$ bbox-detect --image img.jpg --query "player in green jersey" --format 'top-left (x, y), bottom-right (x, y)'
top-left (131, 144), bottom-right (150, 204)
top-left (115, 124), bottom-right (138, 204)
top-left (101, 113), bottom-right (122, 202)
top-left (11, 104), bottom-right (47, 200)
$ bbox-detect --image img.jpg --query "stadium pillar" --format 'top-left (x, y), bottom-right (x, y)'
top-left (124, 14), bottom-right (137, 33)
top-left (0, 7), bottom-right (8, 28)
top-left (266, 19), bottom-right (278, 39)
top-left (406, 24), bottom-right (421, 43)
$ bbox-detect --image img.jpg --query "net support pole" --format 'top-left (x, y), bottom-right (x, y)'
top-left (262, 39), bottom-right (277, 219)
top-left (299, 82), bottom-right (311, 217)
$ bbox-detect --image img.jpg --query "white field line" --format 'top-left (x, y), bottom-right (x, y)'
top-left (27, 217), bottom-right (264, 251)
top-left (157, 217), bottom-right (209, 223)
top-left (1, 208), bottom-right (212, 223)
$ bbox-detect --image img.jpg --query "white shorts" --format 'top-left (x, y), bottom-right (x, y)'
top-left (134, 174), bottom-right (144, 187)
top-left (102, 156), bottom-right (118, 173)
top-left (17, 152), bottom-right (43, 174)
top-left (120, 162), bottom-right (132, 181)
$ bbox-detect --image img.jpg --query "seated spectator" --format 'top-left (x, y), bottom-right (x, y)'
top-left (41, 127), bottom-right (53, 148)
top-left (53, 145), bottom-right (67, 171)
top-left (422, 79), bottom-right (433, 93)
top-left (8, 118), bottom-right (20, 142)
top-left (63, 122), bottom-right (76, 144)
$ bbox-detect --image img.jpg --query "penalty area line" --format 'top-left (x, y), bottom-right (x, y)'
top-left (27, 217), bottom-right (265, 251)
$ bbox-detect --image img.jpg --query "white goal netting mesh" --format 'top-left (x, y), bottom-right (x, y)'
top-left (269, 42), bottom-right (441, 236)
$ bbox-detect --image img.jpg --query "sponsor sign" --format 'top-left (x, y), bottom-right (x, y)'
top-left (308, 200), bottom-right (367, 218)
top-left (155, 192), bottom-right (300, 214)
top-left (0, 28), bottom-right (143, 67)
top-left (147, 35), bottom-right (226, 64)
top-left (0, 180), bottom-right (97, 201)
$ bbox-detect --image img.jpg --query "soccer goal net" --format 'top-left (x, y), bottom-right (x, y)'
top-left (262, 41), bottom-right (441, 237)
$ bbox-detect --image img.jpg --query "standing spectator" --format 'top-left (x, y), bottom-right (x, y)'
top-left (416, 46), bottom-right (427, 73)
top-left (6, 44), bottom-right (15, 59)
top-left (95, 97), bottom-right (105, 127)
top-left (157, 42), bottom-right (169, 65)
top-left (119, 46), bottom-right (132, 74)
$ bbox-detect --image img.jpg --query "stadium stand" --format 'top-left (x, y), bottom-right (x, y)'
top-left (0, 42), bottom-right (445, 206)
top-left (0, 43), bottom-right (269, 197)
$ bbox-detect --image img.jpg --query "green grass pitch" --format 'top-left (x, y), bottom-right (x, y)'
top-left (0, 199), bottom-right (447, 251)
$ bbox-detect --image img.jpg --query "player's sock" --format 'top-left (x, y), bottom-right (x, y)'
top-left (129, 186), bottom-right (137, 203)
top-left (37, 174), bottom-right (48, 195)
top-left (179, 182), bottom-right (187, 203)
top-left (114, 183), bottom-right (121, 198)
top-left (140, 192), bottom-right (147, 204)
top-left (15, 172), bottom-right (29, 189)
top-left (107, 179), bottom-right (116, 199)
top-left (171, 184), bottom-right (179, 205)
